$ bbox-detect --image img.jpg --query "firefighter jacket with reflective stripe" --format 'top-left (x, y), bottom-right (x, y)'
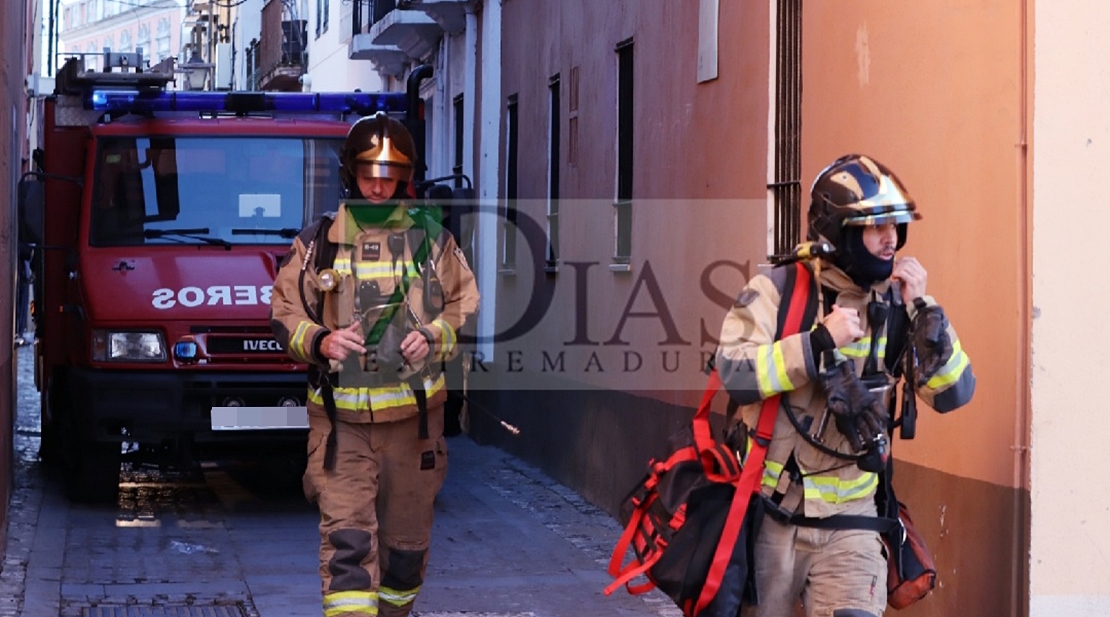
top-left (270, 205), bottom-right (480, 425)
top-left (715, 260), bottom-right (974, 518)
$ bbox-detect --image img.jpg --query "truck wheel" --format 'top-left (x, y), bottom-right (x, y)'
top-left (63, 441), bottom-right (121, 504)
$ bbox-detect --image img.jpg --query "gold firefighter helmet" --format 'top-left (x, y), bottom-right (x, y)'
top-left (340, 112), bottom-right (417, 192)
top-left (807, 154), bottom-right (921, 251)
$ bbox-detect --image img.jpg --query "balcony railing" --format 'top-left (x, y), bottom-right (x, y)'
top-left (259, 0), bottom-right (307, 91)
top-left (352, 0), bottom-right (397, 37)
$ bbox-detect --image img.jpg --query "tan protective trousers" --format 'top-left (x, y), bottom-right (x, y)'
top-left (741, 494), bottom-right (888, 617)
top-left (304, 404), bottom-right (448, 617)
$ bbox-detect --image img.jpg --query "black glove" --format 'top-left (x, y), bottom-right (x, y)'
top-left (819, 359), bottom-right (888, 453)
top-left (912, 304), bottom-right (953, 386)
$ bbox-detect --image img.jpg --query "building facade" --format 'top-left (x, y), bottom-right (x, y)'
top-left (13, 0), bottom-right (1110, 614)
top-left (57, 0), bottom-right (184, 69)
top-left (0, 0), bottom-right (34, 555)
top-left (472, 1), bottom-right (1110, 616)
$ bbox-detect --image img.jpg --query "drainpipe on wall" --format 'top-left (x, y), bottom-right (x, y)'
top-left (463, 5), bottom-right (477, 187)
top-left (1013, 1), bottom-right (1032, 615)
top-left (432, 35), bottom-right (449, 178)
top-left (473, 0), bottom-right (499, 362)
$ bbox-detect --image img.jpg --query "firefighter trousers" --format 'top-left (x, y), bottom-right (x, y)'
top-left (304, 404), bottom-right (448, 617)
top-left (741, 494), bottom-right (887, 617)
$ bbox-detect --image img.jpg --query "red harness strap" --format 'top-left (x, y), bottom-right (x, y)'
top-left (692, 261), bottom-right (812, 616)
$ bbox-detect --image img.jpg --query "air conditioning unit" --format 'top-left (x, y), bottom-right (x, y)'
top-left (214, 42), bottom-right (232, 90)
top-left (25, 74), bottom-right (56, 97)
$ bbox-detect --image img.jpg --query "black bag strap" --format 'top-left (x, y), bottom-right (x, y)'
top-left (773, 509), bottom-right (900, 535)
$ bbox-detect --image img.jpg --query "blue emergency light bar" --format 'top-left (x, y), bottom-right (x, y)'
top-left (86, 89), bottom-right (408, 116)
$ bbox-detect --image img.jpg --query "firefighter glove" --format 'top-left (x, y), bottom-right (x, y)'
top-left (912, 303), bottom-right (953, 386)
top-left (819, 359), bottom-right (888, 453)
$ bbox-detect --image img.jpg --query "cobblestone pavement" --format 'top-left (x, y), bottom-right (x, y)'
top-left (1, 344), bottom-right (681, 617)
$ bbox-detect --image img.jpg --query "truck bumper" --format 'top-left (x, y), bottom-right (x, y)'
top-left (66, 367), bottom-right (308, 445)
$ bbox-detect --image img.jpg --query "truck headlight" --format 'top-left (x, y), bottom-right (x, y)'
top-left (92, 330), bottom-right (167, 362)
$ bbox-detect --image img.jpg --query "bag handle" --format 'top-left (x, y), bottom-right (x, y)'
top-left (604, 500), bottom-right (664, 594)
top-left (692, 261), bottom-right (812, 617)
top-left (604, 447), bottom-right (707, 597)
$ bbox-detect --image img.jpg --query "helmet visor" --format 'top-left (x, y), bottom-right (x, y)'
top-left (354, 160), bottom-right (412, 182)
top-left (352, 134), bottom-right (413, 181)
top-left (842, 208), bottom-right (922, 227)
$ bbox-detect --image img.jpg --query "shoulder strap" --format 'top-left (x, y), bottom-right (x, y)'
top-left (313, 214), bottom-right (338, 272)
top-left (724, 262), bottom-right (818, 421)
top-left (774, 261), bottom-right (819, 340)
top-left (692, 261), bottom-right (812, 616)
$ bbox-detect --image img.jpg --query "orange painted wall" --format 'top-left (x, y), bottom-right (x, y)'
top-left (802, 1), bottom-right (1028, 491)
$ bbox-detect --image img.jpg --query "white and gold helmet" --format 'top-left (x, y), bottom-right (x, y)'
top-left (807, 154), bottom-right (921, 251)
top-left (340, 112), bottom-right (416, 194)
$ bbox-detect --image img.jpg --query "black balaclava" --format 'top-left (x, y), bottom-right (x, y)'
top-left (835, 226), bottom-right (894, 289)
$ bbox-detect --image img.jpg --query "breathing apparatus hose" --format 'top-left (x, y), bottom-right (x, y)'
top-left (780, 393), bottom-right (863, 462)
top-left (298, 237), bottom-right (320, 324)
top-left (775, 246), bottom-right (872, 465)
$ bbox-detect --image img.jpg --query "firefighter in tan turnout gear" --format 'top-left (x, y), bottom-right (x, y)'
top-left (270, 112), bottom-right (479, 617)
top-left (715, 154), bottom-right (975, 617)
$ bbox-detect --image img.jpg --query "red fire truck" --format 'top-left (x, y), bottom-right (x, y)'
top-left (20, 52), bottom-right (431, 502)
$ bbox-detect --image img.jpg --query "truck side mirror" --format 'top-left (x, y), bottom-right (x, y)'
top-left (17, 173), bottom-right (45, 247)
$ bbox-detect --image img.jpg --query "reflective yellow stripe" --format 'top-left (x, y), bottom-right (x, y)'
top-left (354, 263), bottom-right (415, 279)
top-left (762, 458), bottom-right (784, 489)
top-left (334, 257), bottom-right (353, 275)
top-left (290, 321), bottom-right (313, 359)
top-left (839, 336), bottom-right (888, 360)
top-left (756, 341), bottom-right (794, 398)
top-left (334, 257), bottom-right (420, 280)
top-left (926, 339), bottom-right (969, 389)
top-left (323, 590), bottom-right (378, 616)
top-left (432, 319), bottom-right (456, 359)
top-left (378, 585), bottom-right (420, 607)
top-left (307, 373), bottom-right (447, 412)
top-left (759, 456), bottom-right (876, 503)
top-left (802, 471), bottom-right (878, 504)
top-left (840, 339), bottom-right (869, 358)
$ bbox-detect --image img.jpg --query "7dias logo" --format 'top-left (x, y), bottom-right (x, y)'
top-left (152, 285), bottom-right (274, 309)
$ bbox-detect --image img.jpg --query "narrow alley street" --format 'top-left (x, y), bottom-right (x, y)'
top-left (0, 344), bottom-right (679, 617)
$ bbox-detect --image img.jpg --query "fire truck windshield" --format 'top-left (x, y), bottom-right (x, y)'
top-left (90, 135), bottom-right (344, 247)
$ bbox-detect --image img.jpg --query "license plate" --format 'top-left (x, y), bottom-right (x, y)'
top-left (211, 406), bottom-right (308, 431)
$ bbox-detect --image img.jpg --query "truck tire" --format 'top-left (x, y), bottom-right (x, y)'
top-left (64, 440), bottom-right (121, 504)
top-left (46, 369), bottom-right (121, 503)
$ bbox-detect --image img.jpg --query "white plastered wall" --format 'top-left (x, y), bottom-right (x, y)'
top-left (1030, 1), bottom-right (1110, 614)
